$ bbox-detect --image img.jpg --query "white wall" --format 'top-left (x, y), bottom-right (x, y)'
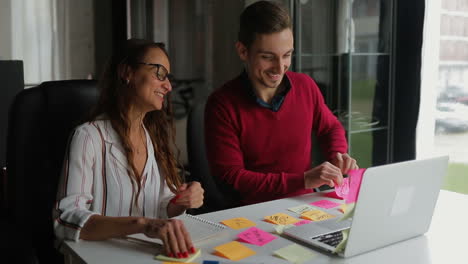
top-left (0, 0), bottom-right (12, 60)
top-left (417, 0), bottom-right (441, 159)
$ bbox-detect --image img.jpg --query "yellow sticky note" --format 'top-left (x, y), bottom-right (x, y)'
top-left (264, 213), bottom-right (300, 225)
top-left (214, 241), bottom-right (256, 261)
top-left (155, 249), bottom-right (201, 263)
top-left (274, 243), bottom-right (316, 263)
top-left (339, 204), bottom-right (348, 213)
top-left (221, 217), bottom-right (256, 229)
top-left (301, 210), bottom-right (336, 221)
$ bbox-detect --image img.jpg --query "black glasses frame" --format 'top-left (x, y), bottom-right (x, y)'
top-left (137, 62), bottom-right (173, 81)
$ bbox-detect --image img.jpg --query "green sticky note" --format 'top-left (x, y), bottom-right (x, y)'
top-left (334, 229), bottom-right (350, 254)
top-left (154, 249), bottom-right (201, 263)
top-left (273, 244), bottom-right (316, 264)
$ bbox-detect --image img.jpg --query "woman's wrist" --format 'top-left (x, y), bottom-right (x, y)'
top-left (136, 217), bottom-right (148, 233)
top-left (167, 202), bottom-right (187, 218)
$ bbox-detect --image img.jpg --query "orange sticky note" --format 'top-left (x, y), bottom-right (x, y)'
top-left (214, 241), bottom-right (256, 261)
top-left (301, 210), bottom-right (336, 221)
top-left (339, 204), bottom-right (347, 213)
top-left (264, 213), bottom-right (300, 225)
top-left (221, 217), bottom-right (256, 229)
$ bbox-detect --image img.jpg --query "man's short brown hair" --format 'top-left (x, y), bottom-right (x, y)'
top-left (238, 1), bottom-right (292, 48)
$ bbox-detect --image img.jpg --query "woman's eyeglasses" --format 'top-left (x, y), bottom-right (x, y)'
top-left (137, 62), bottom-right (174, 82)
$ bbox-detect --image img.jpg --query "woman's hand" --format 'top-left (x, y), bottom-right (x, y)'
top-left (172, 181), bottom-right (204, 209)
top-left (142, 218), bottom-right (196, 258)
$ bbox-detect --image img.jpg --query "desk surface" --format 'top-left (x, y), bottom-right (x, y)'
top-left (62, 190), bottom-right (468, 264)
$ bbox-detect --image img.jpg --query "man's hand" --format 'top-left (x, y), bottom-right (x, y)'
top-left (331, 152), bottom-right (359, 174)
top-left (304, 162), bottom-right (343, 189)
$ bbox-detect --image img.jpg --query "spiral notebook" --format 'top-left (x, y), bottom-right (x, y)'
top-left (126, 214), bottom-right (228, 245)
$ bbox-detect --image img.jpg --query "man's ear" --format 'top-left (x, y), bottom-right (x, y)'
top-left (235, 41), bottom-right (249, 61)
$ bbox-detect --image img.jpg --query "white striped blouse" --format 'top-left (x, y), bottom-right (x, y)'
top-left (53, 119), bottom-right (176, 241)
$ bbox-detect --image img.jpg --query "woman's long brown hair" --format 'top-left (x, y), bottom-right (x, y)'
top-left (89, 38), bottom-right (183, 199)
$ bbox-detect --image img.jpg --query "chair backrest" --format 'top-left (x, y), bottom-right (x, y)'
top-left (0, 61), bottom-right (24, 216)
top-left (186, 101), bottom-right (240, 213)
top-left (6, 80), bottom-right (99, 264)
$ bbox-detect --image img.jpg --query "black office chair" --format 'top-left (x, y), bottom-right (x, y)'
top-left (6, 80), bottom-right (99, 264)
top-left (186, 101), bottom-right (241, 214)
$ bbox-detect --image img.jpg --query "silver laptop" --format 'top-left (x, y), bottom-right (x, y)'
top-left (284, 156), bottom-right (449, 258)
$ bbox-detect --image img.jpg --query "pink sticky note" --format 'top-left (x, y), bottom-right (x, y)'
top-left (310, 200), bottom-right (341, 209)
top-left (237, 227), bottom-right (277, 246)
top-left (335, 177), bottom-right (350, 198)
top-left (294, 220), bottom-right (311, 226)
top-left (346, 168), bottom-right (366, 204)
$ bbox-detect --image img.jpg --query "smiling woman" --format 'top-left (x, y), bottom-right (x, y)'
top-left (53, 39), bottom-right (205, 259)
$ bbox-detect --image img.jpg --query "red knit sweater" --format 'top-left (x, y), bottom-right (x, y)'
top-left (205, 71), bottom-right (348, 205)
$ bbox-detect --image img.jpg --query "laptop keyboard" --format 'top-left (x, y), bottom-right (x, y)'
top-left (312, 231), bottom-right (343, 247)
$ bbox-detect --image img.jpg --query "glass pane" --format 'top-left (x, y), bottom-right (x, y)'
top-left (298, 0), bottom-right (340, 55)
top-left (348, 54), bottom-right (389, 131)
top-left (299, 55), bottom-right (341, 107)
top-left (349, 129), bottom-right (388, 168)
top-left (352, 0), bottom-right (392, 53)
top-left (297, 0), bottom-right (392, 55)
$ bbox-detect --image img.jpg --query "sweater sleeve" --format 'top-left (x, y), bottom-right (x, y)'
top-left (204, 94), bottom-right (305, 202)
top-left (308, 76), bottom-right (348, 161)
top-left (53, 126), bottom-right (99, 241)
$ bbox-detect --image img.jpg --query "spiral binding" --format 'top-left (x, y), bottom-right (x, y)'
top-left (184, 214), bottom-right (227, 230)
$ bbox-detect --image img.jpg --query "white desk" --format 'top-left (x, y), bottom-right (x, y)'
top-left (62, 190), bottom-right (468, 264)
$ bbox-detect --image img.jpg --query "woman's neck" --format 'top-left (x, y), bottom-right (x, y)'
top-left (127, 106), bottom-right (146, 135)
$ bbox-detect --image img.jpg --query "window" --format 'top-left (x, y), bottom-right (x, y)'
top-left (419, 0), bottom-right (468, 194)
top-left (2, 0), bottom-right (95, 85)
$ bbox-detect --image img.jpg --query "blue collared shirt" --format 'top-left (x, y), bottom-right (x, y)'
top-left (240, 71), bottom-right (291, 112)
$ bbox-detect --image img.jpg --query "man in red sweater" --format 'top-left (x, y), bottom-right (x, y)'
top-left (205, 1), bottom-right (358, 205)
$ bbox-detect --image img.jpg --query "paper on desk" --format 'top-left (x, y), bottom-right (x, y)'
top-left (154, 249), bottom-right (201, 263)
top-left (125, 233), bottom-right (162, 245)
top-left (273, 243), bottom-right (316, 264)
top-left (346, 169), bottom-right (366, 204)
top-left (288, 204), bottom-right (316, 214)
top-left (301, 210), bottom-right (336, 221)
top-left (310, 200), bottom-right (341, 209)
top-left (237, 227), bottom-right (277, 246)
top-left (214, 241), bottom-right (256, 261)
top-left (264, 213), bottom-right (300, 225)
top-left (221, 217), bottom-right (256, 229)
